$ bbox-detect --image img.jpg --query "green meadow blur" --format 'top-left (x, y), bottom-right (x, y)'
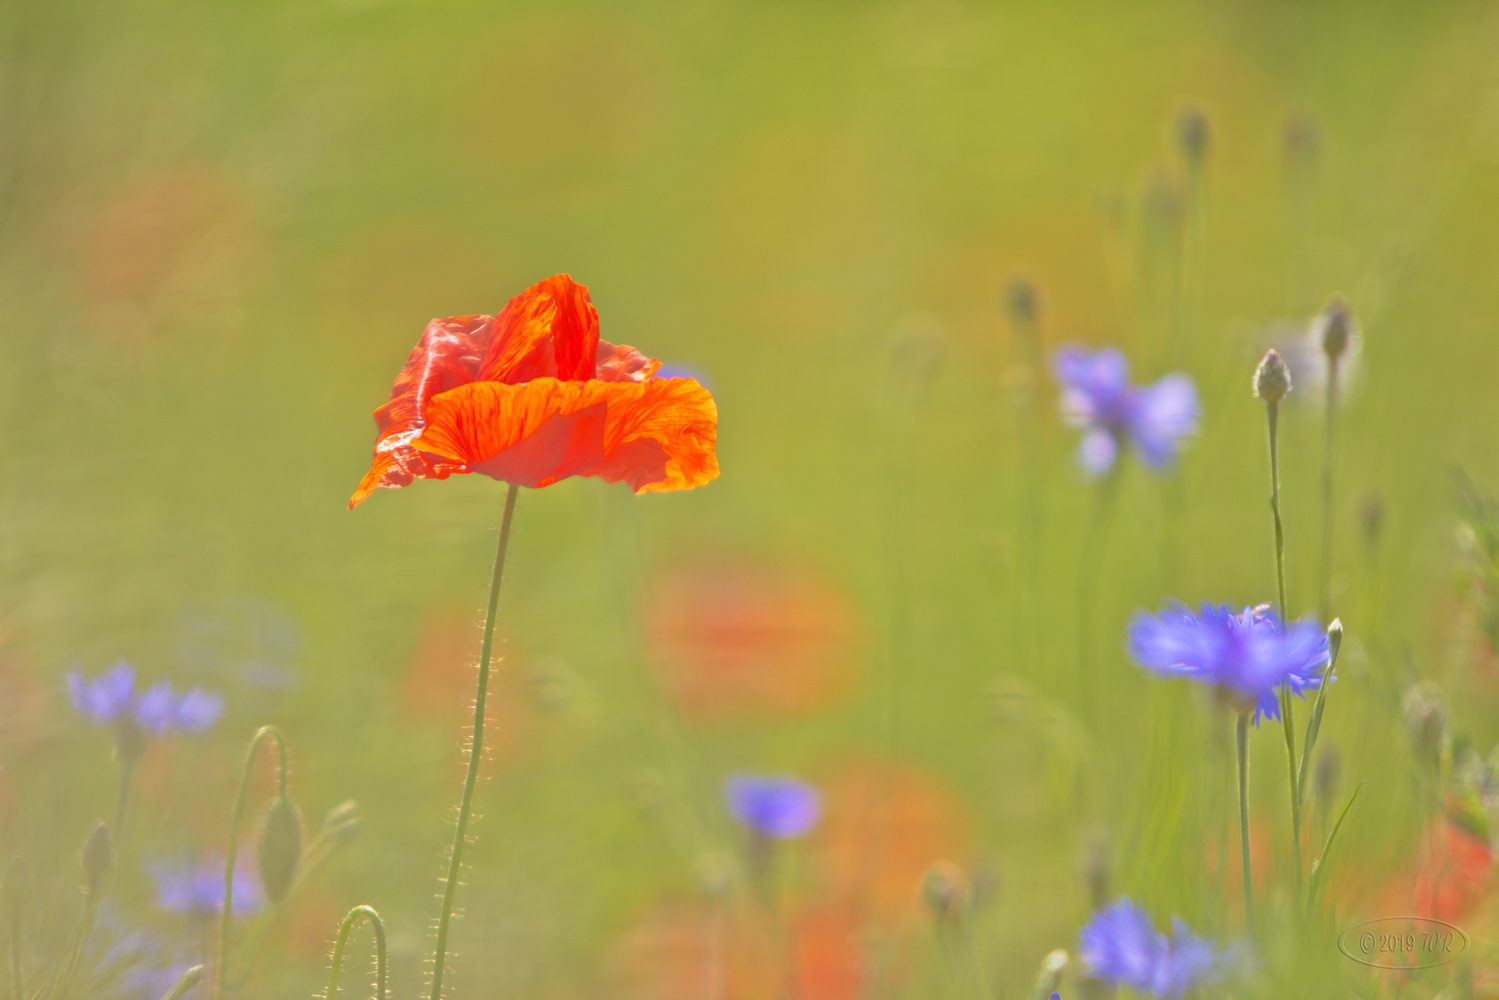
top-left (3, 1), bottom-right (1499, 997)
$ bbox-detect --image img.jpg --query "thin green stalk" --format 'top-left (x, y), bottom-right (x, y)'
top-left (8, 906), bottom-right (21, 1000)
top-left (1265, 400), bottom-right (1302, 891)
top-left (114, 758), bottom-right (136, 838)
top-left (1077, 466), bottom-right (1122, 713)
top-left (430, 483), bottom-right (520, 1000)
top-left (219, 726), bottom-right (288, 999)
top-left (328, 906), bottom-right (386, 1000)
top-left (1318, 357), bottom-right (1341, 620)
top-left (1235, 712), bottom-right (1254, 937)
top-left (158, 965), bottom-right (204, 1000)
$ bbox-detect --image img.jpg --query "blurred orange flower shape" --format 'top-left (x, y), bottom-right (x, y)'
top-left (349, 273), bottom-right (718, 508)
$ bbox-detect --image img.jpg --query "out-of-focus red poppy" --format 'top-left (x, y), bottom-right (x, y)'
top-left (605, 900), bottom-right (778, 1000)
top-left (349, 274), bottom-right (717, 507)
top-left (791, 904), bottom-right (866, 1000)
top-left (1399, 816), bottom-right (1493, 923)
top-left (645, 561), bottom-right (858, 719)
top-left (816, 762), bottom-right (969, 927)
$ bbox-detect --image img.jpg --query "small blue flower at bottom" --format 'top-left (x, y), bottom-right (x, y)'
top-left (1127, 603), bottom-right (1331, 725)
top-left (725, 775), bottom-right (821, 839)
top-left (1079, 899), bottom-right (1227, 998)
top-left (67, 662), bottom-right (222, 736)
top-left (149, 857), bottom-right (263, 919)
top-left (1052, 346), bottom-right (1198, 477)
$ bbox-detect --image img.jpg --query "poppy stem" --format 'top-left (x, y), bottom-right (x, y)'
top-left (430, 482), bottom-right (519, 1000)
top-left (1235, 712), bottom-right (1254, 939)
top-left (219, 725), bottom-right (288, 999)
top-left (328, 905), bottom-right (387, 1000)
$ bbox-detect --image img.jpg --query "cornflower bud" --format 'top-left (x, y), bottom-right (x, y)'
top-left (1314, 744), bottom-right (1341, 813)
top-left (1007, 277), bottom-right (1038, 328)
top-left (1081, 830), bottom-right (1110, 909)
top-left (257, 793), bottom-right (303, 906)
top-left (921, 860), bottom-right (971, 920)
top-left (1320, 295), bottom-right (1351, 360)
top-left (81, 821), bottom-right (115, 894)
top-left (1254, 349), bottom-right (1291, 403)
top-left (1029, 948), bottom-right (1068, 1000)
top-left (1176, 104), bottom-right (1210, 165)
top-left (1360, 492), bottom-right (1385, 549)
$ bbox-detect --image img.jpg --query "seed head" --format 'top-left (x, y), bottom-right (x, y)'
top-left (920, 861), bottom-right (971, 920)
top-left (1254, 349), bottom-right (1292, 403)
top-left (1402, 681), bottom-right (1449, 773)
top-left (256, 794), bottom-right (303, 905)
top-left (1320, 295), bottom-right (1351, 360)
top-left (1176, 104), bottom-right (1210, 165)
top-left (81, 821), bottom-right (115, 892)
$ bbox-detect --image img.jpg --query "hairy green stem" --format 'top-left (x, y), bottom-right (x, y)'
top-left (430, 483), bottom-right (519, 1000)
top-left (219, 725), bottom-right (288, 998)
top-left (328, 906), bottom-right (386, 1000)
top-left (1235, 713), bottom-right (1254, 937)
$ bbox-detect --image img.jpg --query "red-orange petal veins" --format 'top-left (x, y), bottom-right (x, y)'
top-left (477, 273), bottom-right (599, 383)
top-left (413, 376), bottom-right (718, 493)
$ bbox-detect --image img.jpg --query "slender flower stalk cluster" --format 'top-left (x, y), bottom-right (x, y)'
top-left (1127, 603), bottom-right (1332, 724)
top-left (1078, 899), bottom-right (1228, 998)
top-left (1052, 347), bottom-right (1199, 476)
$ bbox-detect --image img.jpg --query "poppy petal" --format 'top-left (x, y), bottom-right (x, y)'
top-left (476, 273), bottom-right (599, 384)
top-left (349, 314), bottom-right (494, 509)
top-left (596, 339), bottom-right (661, 382)
top-left (413, 376), bottom-right (718, 493)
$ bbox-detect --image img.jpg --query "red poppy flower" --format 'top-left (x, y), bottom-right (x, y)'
top-left (349, 273), bottom-right (717, 508)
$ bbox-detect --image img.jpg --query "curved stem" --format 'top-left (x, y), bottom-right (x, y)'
top-left (1235, 713), bottom-right (1254, 938)
top-left (219, 725), bottom-right (288, 999)
top-left (328, 906), bottom-right (387, 1000)
top-left (430, 483), bottom-right (519, 1000)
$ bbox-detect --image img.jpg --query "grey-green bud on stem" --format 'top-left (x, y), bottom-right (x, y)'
top-left (81, 821), bottom-right (114, 893)
top-left (1320, 295), bottom-right (1351, 360)
top-left (257, 795), bottom-right (303, 906)
top-left (921, 860), bottom-right (971, 920)
top-left (1326, 619), bottom-right (1344, 667)
top-left (1254, 349), bottom-right (1292, 403)
top-left (2, 857), bottom-right (33, 921)
top-left (1081, 831), bottom-right (1110, 909)
top-left (160, 964), bottom-right (205, 1000)
top-left (1176, 104), bottom-right (1210, 165)
top-left (1402, 681), bottom-right (1449, 774)
top-left (1314, 744), bottom-right (1341, 810)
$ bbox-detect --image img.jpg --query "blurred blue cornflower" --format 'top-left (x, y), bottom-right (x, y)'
top-left (1079, 899), bottom-right (1226, 998)
top-left (149, 857), bottom-right (262, 918)
top-left (1127, 603), bottom-right (1331, 724)
top-left (66, 662), bottom-right (222, 738)
top-left (1052, 346), bottom-right (1198, 476)
top-left (725, 775), bottom-right (821, 839)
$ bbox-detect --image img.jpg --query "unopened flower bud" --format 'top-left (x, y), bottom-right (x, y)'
top-left (81, 821), bottom-right (114, 892)
top-left (1360, 492), bottom-right (1385, 549)
top-left (1007, 278), bottom-right (1038, 328)
top-left (161, 964), bottom-right (205, 1000)
top-left (1314, 744), bottom-right (1341, 810)
top-left (1254, 349), bottom-right (1292, 403)
top-left (1326, 619), bottom-right (1344, 668)
top-left (257, 794), bottom-right (303, 905)
top-left (1177, 104), bottom-right (1210, 165)
top-left (1320, 295), bottom-right (1351, 360)
top-left (1284, 113), bottom-right (1320, 165)
top-left (1029, 948), bottom-right (1069, 1000)
top-left (2, 857), bottom-right (33, 922)
top-left (319, 800), bottom-right (361, 846)
top-left (921, 860), bottom-right (971, 920)
top-left (1402, 681), bottom-right (1449, 773)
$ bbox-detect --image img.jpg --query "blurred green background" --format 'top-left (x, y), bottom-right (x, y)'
top-left (3, 1), bottom-right (1499, 997)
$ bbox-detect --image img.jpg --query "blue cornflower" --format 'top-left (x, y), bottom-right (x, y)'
top-left (66, 662), bottom-right (222, 737)
top-left (1079, 899), bottom-right (1225, 998)
top-left (1052, 346), bottom-right (1199, 476)
top-left (725, 775), bottom-right (821, 839)
top-left (149, 857), bottom-right (262, 918)
top-left (1127, 603), bottom-right (1331, 725)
